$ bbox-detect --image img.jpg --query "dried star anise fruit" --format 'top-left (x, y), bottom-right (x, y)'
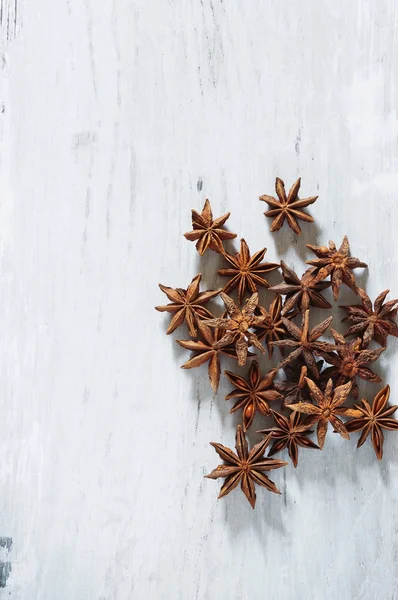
top-left (345, 385), bottom-right (398, 460)
top-left (259, 177), bottom-right (318, 235)
top-left (176, 314), bottom-right (250, 393)
top-left (271, 309), bottom-right (334, 379)
top-left (205, 425), bottom-right (287, 508)
top-left (203, 292), bottom-right (266, 366)
top-left (184, 199), bottom-right (237, 255)
top-left (274, 364), bottom-right (311, 407)
top-left (340, 288), bottom-right (398, 348)
top-left (317, 329), bottom-right (385, 398)
top-left (289, 378), bottom-right (359, 449)
top-left (155, 273), bottom-right (220, 336)
top-left (253, 294), bottom-right (298, 357)
top-left (218, 238), bottom-right (279, 305)
top-left (269, 262), bottom-right (331, 314)
top-left (224, 362), bottom-right (281, 431)
top-left (306, 236), bottom-right (367, 300)
top-left (258, 410), bottom-right (319, 467)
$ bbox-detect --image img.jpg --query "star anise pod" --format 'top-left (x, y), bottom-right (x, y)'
top-left (176, 314), bottom-right (249, 393)
top-left (270, 310), bottom-right (334, 379)
top-left (184, 199), bottom-right (237, 255)
top-left (218, 238), bottom-right (279, 304)
top-left (253, 294), bottom-right (298, 357)
top-left (345, 385), bottom-right (398, 460)
top-left (155, 273), bottom-right (220, 336)
top-left (269, 262), bottom-right (331, 314)
top-left (259, 177), bottom-right (318, 235)
top-left (274, 364), bottom-right (311, 407)
top-left (258, 410), bottom-right (319, 467)
top-left (203, 292), bottom-right (266, 366)
top-left (224, 362), bottom-right (282, 431)
top-left (340, 288), bottom-right (398, 348)
top-left (317, 329), bottom-right (385, 398)
top-left (205, 425), bottom-right (287, 508)
top-left (306, 236), bottom-right (367, 300)
top-left (289, 378), bottom-right (359, 449)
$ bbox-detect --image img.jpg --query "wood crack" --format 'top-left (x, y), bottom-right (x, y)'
top-left (0, 0), bottom-right (18, 43)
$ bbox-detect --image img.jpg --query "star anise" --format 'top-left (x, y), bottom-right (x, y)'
top-left (203, 292), bottom-right (266, 366)
top-left (271, 310), bottom-right (334, 379)
top-left (340, 288), bottom-right (398, 348)
top-left (269, 262), bottom-right (331, 314)
top-left (258, 410), bottom-right (319, 467)
top-left (316, 329), bottom-right (385, 398)
top-left (289, 378), bottom-right (359, 449)
top-left (224, 362), bottom-right (282, 431)
top-left (317, 360), bottom-right (340, 392)
top-left (306, 236), bottom-right (367, 300)
top-left (205, 425), bottom-right (287, 508)
top-left (184, 199), bottom-right (237, 255)
top-left (259, 177), bottom-right (318, 235)
top-left (155, 273), bottom-right (220, 336)
top-left (176, 314), bottom-right (248, 393)
top-left (274, 364), bottom-right (311, 407)
top-left (218, 238), bottom-right (279, 304)
top-left (253, 294), bottom-right (298, 357)
top-left (345, 385), bottom-right (398, 460)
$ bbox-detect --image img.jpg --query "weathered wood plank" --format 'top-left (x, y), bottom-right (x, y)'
top-left (0, 0), bottom-right (397, 598)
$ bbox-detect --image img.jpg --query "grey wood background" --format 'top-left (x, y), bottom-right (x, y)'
top-left (1, 1), bottom-right (398, 598)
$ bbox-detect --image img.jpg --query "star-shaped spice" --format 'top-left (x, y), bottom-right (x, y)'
top-left (274, 364), bottom-right (311, 407)
top-left (203, 292), bottom-right (266, 366)
top-left (340, 288), bottom-right (398, 348)
top-left (218, 238), bottom-right (279, 304)
top-left (253, 294), bottom-right (298, 357)
top-left (269, 262), bottom-right (331, 314)
top-left (345, 385), bottom-right (398, 460)
top-left (317, 329), bottom-right (385, 398)
top-left (184, 199), bottom-right (237, 255)
top-left (176, 314), bottom-right (249, 393)
top-left (289, 378), bottom-right (358, 449)
top-left (271, 309), bottom-right (334, 379)
top-left (224, 362), bottom-right (281, 431)
top-left (258, 410), bottom-right (319, 467)
top-left (259, 177), bottom-right (318, 235)
top-left (306, 236), bottom-right (367, 300)
top-left (205, 425), bottom-right (287, 508)
top-left (155, 273), bottom-right (220, 336)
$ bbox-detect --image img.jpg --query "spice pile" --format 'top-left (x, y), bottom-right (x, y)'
top-left (156, 178), bottom-right (398, 509)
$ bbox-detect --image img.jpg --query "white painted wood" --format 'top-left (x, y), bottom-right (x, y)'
top-left (0, 1), bottom-right (398, 598)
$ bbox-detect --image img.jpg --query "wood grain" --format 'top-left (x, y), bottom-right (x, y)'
top-left (1, 1), bottom-right (398, 598)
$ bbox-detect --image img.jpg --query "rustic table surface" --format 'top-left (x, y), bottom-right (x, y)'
top-left (1, 1), bottom-right (397, 598)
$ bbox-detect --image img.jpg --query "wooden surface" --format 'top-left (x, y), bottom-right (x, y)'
top-left (1, 1), bottom-right (398, 598)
